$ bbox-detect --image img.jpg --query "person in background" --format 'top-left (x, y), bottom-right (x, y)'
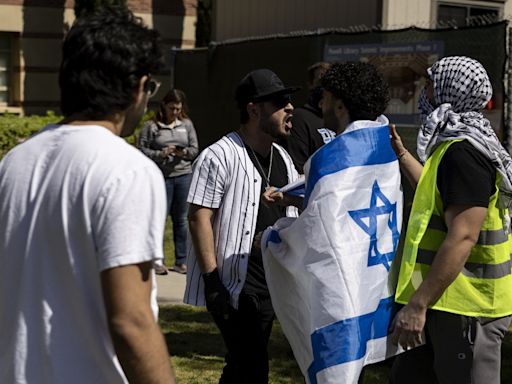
top-left (390, 56), bottom-right (512, 384)
top-left (0, 7), bottom-right (175, 383)
top-left (280, 61), bottom-right (335, 173)
top-left (139, 89), bottom-right (199, 275)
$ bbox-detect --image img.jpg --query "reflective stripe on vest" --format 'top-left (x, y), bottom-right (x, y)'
top-left (416, 249), bottom-right (512, 279)
top-left (428, 214), bottom-right (509, 246)
top-left (395, 139), bottom-right (512, 318)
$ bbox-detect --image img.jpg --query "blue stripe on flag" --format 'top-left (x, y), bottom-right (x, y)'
top-left (286, 185), bottom-right (306, 197)
top-left (305, 125), bottom-right (396, 206)
top-left (307, 296), bottom-right (397, 384)
top-left (265, 229), bottom-right (282, 247)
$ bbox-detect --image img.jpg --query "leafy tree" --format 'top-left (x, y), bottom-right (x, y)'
top-left (74, 0), bottom-right (127, 18)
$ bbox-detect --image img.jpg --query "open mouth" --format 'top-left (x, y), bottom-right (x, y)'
top-left (284, 115), bottom-right (293, 130)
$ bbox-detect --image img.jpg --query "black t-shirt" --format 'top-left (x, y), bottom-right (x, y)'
top-left (244, 145), bottom-right (289, 295)
top-left (437, 140), bottom-right (496, 209)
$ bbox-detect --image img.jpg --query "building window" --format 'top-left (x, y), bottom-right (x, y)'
top-left (0, 33), bottom-right (11, 105)
top-left (438, 2), bottom-right (500, 27)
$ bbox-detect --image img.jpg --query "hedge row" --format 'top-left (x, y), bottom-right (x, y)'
top-left (0, 111), bottom-right (61, 158)
top-left (0, 111), bottom-right (154, 159)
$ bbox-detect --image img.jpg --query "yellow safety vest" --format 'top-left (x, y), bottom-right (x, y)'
top-left (395, 140), bottom-right (512, 317)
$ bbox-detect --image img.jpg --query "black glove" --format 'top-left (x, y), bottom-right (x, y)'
top-left (203, 268), bottom-right (230, 317)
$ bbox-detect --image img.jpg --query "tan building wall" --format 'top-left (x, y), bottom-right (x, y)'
top-left (0, 0), bottom-right (197, 115)
top-left (383, 0), bottom-right (508, 28)
top-left (213, 0), bottom-right (509, 40)
top-left (506, 0), bottom-right (512, 15)
top-left (212, 0), bottom-right (382, 41)
top-left (382, 0), bottom-right (433, 29)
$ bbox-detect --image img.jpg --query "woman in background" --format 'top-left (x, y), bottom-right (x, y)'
top-left (139, 89), bottom-right (199, 275)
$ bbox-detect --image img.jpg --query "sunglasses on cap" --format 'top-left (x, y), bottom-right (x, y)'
top-left (144, 77), bottom-right (162, 98)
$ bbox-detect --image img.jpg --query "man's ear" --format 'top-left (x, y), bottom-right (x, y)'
top-left (317, 97), bottom-right (324, 110)
top-left (247, 102), bottom-right (260, 121)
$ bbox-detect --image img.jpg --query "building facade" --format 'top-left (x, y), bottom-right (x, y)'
top-left (171, 0), bottom-right (508, 148)
top-left (0, 0), bottom-right (197, 115)
top-left (384, 0), bottom-right (509, 29)
top-left (212, 0), bottom-right (510, 41)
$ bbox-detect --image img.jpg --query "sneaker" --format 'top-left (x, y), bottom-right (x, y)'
top-left (171, 263), bottom-right (187, 274)
top-left (154, 264), bottom-right (168, 275)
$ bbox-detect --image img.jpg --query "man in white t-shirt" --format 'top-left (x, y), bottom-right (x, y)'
top-left (0, 7), bottom-right (175, 384)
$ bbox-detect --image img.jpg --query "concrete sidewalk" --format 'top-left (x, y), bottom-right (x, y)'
top-left (156, 271), bottom-right (187, 305)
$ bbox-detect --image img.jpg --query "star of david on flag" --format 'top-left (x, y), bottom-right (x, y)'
top-left (262, 116), bottom-right (405, 384)
top-left (349, 180), bottom-right (399, 271)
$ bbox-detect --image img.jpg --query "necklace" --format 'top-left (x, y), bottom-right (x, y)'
top-left (247, 144), bottom-right (273, 188)
top-left (237, 131), bottom-right (273, 188)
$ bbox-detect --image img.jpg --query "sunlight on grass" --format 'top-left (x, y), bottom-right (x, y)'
top-left (159, 305), bottom-right (304, 383)
top-left (172, 355), bottom-right (224, 384)
top-left (164, 217), bottom-right (175, 267)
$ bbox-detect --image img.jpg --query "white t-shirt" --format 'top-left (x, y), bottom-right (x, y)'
top-left (0, 124), bottom-right (167, 384)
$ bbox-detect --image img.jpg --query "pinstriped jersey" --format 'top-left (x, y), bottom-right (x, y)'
top-left (184, 131), bottom-right (299, 308)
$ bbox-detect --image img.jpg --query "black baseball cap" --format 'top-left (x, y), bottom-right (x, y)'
top-left (235, 69), bottom-right (300, 108)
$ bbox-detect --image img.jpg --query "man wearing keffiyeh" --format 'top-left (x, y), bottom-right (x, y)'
top-left (389, 56), bottom-right (512, 383)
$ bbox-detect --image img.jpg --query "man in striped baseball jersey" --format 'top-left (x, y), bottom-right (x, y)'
top-left (184, 69), bottom-right (300, 384)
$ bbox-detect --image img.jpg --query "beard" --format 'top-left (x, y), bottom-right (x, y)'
top-left (322, 107), bottom-right (339, 134)
top-left (259, 112), bottom-right (287, 139)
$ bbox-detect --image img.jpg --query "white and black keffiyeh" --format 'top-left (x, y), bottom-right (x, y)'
top-left (417, 56), bottom-right (512, 208)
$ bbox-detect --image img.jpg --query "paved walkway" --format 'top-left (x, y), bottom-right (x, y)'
top-left (156, 271), bottom-right (187, 305)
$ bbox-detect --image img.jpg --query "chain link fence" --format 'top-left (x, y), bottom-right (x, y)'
top-left (172, 21), bottom-right (507, 152)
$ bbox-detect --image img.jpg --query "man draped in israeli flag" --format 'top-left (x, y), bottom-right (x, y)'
top-left (262, 63), bottom-right (404, 384)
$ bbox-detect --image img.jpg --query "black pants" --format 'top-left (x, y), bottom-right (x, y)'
top-left (211, 289), bottom-right (275, 384)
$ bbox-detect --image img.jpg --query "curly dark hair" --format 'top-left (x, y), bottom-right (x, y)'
top-left (321, 62), bottom-right (390, 122)
top-left (59, 6), bottom-right (164, 119)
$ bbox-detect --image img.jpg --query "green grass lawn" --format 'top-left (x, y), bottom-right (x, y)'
top-left (159, 305), bottom-right (305, 383)
top-left (163, 217), bottom-right (176, 267)
top-left (157, 305), bottom-right (389, 383)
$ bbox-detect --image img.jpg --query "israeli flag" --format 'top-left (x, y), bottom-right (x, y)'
top-left (262, 116), bottom-right (404, 384)
top-left (276, 175), bottom-right (306, 197)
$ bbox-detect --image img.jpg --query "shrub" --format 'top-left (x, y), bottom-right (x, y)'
top-left (0, 110), bottom-right (154, 159)
top-left (0, 111), bottom-right (61, 158)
